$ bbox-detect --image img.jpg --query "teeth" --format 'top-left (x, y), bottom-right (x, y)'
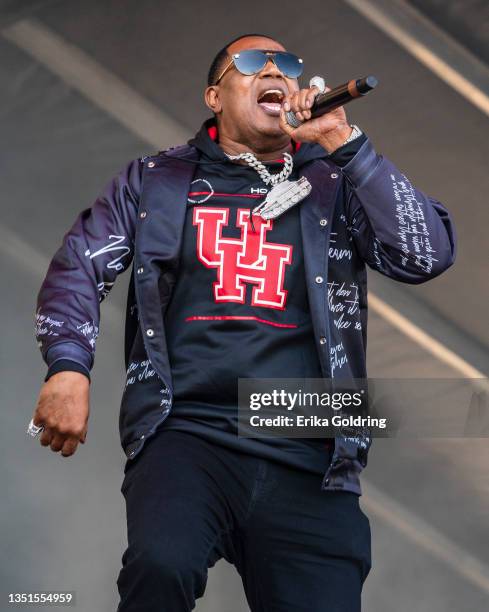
top-left (259, 88), bottom-right (284, 102)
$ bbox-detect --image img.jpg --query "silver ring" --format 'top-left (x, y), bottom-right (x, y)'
top-left (309, 75), bottom-right (326, 94)
top-left (27, 418), bottom-right (44, 438)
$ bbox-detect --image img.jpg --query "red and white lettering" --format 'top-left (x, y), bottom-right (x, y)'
top-left (193, 207), bottom-right (293, 309)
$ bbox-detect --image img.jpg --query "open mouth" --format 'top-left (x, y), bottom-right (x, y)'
top-left (257, 89), bottom-right (285, 116)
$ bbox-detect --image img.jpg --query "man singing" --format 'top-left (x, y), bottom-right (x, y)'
top-left (30, 34), bottom-right (456, 611)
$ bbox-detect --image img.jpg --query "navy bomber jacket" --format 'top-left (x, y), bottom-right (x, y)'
top-left (35, 128), bottom-right (457, 494)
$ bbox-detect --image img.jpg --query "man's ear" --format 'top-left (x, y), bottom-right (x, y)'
top-left (204, 86), bottom-right (222, 114)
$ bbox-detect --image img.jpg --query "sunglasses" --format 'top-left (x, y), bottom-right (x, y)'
top-left (214, 49), bottom-right (304, 84)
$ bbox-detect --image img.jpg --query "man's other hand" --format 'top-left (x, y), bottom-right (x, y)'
top-left (32, 371), bottom-right (90, 457)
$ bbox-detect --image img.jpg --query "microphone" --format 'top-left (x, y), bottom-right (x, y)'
top-left (285, 75), bottom-right (378, 128)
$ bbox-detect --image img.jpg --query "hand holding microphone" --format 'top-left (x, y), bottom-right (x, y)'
top-left (279, 75), bottom-right (378, 153)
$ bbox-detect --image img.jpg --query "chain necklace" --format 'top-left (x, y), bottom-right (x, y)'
top-left (224, 151), bottom-right (294, 186)
top-left (224, 150), bottom-right (312, 221)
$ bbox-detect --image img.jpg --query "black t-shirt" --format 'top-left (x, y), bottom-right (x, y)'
top-left (161, 122), bottom-right (333, 474)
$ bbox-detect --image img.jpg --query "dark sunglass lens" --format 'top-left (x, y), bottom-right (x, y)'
top-left (275, 52), bottom-right (303, 78)
top-left (234, 50), bottom-right (268, 75)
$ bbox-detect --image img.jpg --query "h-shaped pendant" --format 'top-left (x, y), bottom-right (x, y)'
top-left (252, 177), bottom-right (312, 220)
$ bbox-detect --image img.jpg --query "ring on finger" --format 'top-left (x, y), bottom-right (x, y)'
top-left (309, 75), bottom-right (326, 93)
top-left (26, 418), bottom-right (44, 438)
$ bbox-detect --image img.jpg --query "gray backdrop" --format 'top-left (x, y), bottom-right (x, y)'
top-left (1, 1), bottom-right (488, 610)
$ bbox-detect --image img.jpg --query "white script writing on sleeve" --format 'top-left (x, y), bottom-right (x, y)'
top-left (392, 174), bottom-right (437, 273)
top-left (85, 235), bottom-right (131, 272)
top-left (35, 310), bottom-right (64, 337)
top-left (76, 320), bottom-right (99, 348)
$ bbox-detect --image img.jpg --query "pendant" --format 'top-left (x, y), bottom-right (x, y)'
top-left (252, 177), bottom-right (312, 220)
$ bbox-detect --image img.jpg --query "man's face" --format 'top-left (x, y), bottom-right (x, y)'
top-left (206, 36), bottom-right (301, 144)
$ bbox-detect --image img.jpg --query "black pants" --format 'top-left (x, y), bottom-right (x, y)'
top-left (116, 430), bottom-right (371, 611)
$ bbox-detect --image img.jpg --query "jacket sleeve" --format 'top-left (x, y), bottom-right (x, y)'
top-left (340, 138), bottom-right (457, 283)
top-left (35, 159), bottom-right (142, 376)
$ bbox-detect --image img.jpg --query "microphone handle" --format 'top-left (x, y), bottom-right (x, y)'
top-left (285, 76), bottom-right (378, 128)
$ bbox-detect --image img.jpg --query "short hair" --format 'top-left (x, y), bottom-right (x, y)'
top-left (207, 33), bottom-right (282, 86)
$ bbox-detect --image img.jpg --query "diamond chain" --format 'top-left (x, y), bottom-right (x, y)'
top-left (224, 151), bottom-right (293, 186)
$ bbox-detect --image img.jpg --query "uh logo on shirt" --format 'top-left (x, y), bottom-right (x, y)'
top-left (193, 205), bottom-right (293, 310)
